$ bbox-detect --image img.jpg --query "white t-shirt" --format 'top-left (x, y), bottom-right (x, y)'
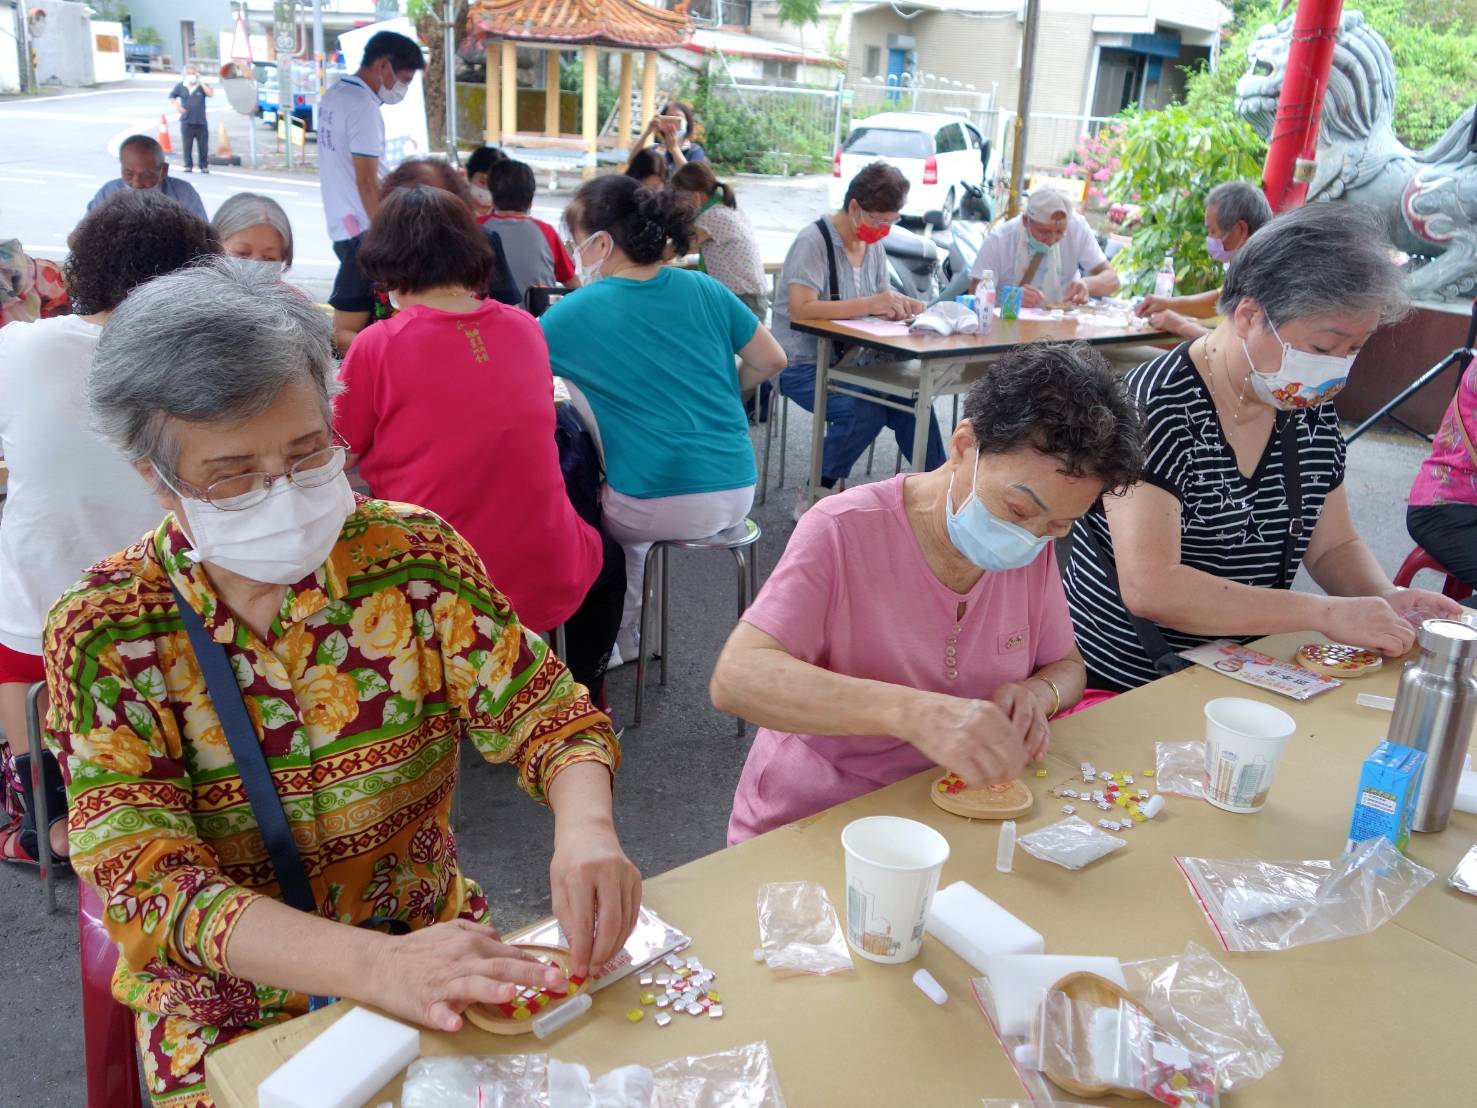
top-left (317, 75), bottom-right (385, 241)
top-left (0, 316), bottom-right (164, 654)
top-left (969, 213), bottom-right (1108, 303)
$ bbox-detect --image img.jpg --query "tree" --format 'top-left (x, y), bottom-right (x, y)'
top-left (777, 0), bottom-right (822, 28)
top-left (407, 0), bottom-right (467, 153)
top-left (134, 25), bottom-right (162, 48)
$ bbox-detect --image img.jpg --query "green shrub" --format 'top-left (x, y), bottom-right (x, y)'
top-left (1107, 105), bottom-right (1266, 296)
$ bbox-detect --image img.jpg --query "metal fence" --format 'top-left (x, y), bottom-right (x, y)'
top-left (994, 109), bottom-right (1115, 183)
top-left (703, 79), bottom-right (843, 175)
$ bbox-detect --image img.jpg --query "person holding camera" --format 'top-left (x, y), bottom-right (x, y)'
top-left (628, 100), bottom-right (706, 172)
top-left (169, 64), bottom-right (215, 174)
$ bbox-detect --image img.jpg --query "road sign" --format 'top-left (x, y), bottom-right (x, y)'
top-left (273, 1), bottom-right (300, 54)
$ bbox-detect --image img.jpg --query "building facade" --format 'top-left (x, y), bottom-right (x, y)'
top-left (845, 0), bottom-right (1230, 165)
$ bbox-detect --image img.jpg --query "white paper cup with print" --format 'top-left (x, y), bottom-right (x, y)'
top-left (1203, 697), bottom-right (1297, 813)
top-left (841, 816), bottom-right (950, 964)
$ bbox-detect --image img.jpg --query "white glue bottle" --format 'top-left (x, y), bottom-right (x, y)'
top-left (1155, 255), bottom-right (1175, 298)
top-left (976, 269), bottom-right (996, 333)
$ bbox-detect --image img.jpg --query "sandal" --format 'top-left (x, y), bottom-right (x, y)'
top-left (0, 820), bottom-right (39, 867)
top-left (0, 819), bottom-right (71, 872)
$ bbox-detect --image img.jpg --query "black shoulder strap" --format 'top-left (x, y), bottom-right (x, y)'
top-left (170, 582), bottom-right (407, 1008)
top-left (170, 582), bottom-right (320, 917)
top-left (814, 216), bottom-right (840, 302)
top-left (1277, 413), bottom-right (1303, 591)
top-left (1076, 518), bottom-right (1191, 678)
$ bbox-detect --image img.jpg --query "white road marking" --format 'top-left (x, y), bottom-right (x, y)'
top-left (4, 167), bottom-right (97, 180)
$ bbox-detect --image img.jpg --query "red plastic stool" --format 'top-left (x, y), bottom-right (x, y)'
top-left (79, 883), bottom-right (144, 1108)
top-left (1392, 547), bottom-right (1473, 602)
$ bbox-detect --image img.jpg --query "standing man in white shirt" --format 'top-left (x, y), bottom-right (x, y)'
top-left (968, 187), bottom-right (1120, 308)
top-left (317, 30), bottom-right (425, 352)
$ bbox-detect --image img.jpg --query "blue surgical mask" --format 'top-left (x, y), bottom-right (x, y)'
top-left (1025, 231), bottom-right (1053, 255)
top-left (944, 450), bottom-right (1050, 572)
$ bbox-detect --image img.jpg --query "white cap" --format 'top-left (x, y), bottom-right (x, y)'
top-left (1025, 187), bottom-right (1072, 222)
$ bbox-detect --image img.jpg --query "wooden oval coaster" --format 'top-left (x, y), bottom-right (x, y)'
top-left (929, 773), bottom-right (1034, 820)
top-left (463, 945), bottom-right (586, 1036)
top-left (1039, 972), bottom-right (1159, 1101)
top-left (1295, 642), bottom-right (1382, 678)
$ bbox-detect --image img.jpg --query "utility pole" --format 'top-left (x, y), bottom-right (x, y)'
top-left (312, 0), bottom-right (325, 71)
top-left (15, 3), bottom-right (34, 94)
top-left (1006, 0), bottom-right (1041, 220)
top-left (444, 0), bottom-right (458, 162)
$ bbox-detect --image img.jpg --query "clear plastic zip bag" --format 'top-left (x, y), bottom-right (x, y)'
top-left (1122, 941), bottom-right (1282, 1091)
top-left (1155, 741), bottom-right (1206, 798)
top-left (1175, 836), bottom-right (1435, 953)
top-left (755, 881), bottom-right (853, 975)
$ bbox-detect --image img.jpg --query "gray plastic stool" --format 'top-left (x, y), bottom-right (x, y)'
top-left (634, 518), bottom-right (761, 736)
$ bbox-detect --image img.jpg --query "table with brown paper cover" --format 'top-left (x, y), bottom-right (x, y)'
top-left (204, 632), bottom-right (1477, 1107)
top-left (790, 313), bottom-right (1173, 509)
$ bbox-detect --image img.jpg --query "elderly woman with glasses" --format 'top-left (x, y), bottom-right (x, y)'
top-left (44, 260), bottom-right (640, 1106)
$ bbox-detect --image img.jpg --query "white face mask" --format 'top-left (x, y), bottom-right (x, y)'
top-left (573, 231), bottom-right (609, 287)
top-left (176, 472), bottom-right (355, 585)
top-left (1242, 316), bottom-right (1357, 410)
top-left (377, 77), bottom-right (409, 105)
top-left (236, 258), bottom-right (285, 278)
top-left (185, 74), bottom-right (199, 86)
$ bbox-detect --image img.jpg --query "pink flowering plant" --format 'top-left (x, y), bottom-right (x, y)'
top-left (1061, 123), bottom-right (1124, 207)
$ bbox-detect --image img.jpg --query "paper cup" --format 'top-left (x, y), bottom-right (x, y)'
top-left (1203, 697), bottom-right (1297, 813)
top-left (841, 816), bottom-right (950, 964)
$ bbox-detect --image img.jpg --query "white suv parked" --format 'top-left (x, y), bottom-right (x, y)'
top-left (830, 111), bottom-right (994, 226)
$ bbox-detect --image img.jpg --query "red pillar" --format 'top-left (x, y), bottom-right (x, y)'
top-left (1260, 0), bottom-right (1344, 213)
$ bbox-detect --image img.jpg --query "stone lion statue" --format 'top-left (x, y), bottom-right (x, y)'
top-left (1235, 10), bottom-right (1476, 301)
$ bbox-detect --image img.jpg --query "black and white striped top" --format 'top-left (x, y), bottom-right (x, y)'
top-left (1063, 343), bottom-right (1346, 691)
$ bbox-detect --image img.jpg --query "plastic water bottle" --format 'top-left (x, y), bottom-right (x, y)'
top-left (1154, 256), bottom-right (1175, 299)
top-left (976, 269), bottom-right (996, 333)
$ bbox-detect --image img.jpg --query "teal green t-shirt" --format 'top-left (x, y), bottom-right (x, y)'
top-left (541, 266), bottom-right (760, 499)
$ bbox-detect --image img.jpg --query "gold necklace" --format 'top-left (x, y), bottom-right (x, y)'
top-left (1201, 336), bottom-right (1250, 426)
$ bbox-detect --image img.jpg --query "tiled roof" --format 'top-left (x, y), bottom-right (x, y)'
top-left (470, 0), bottom-right (692, 50)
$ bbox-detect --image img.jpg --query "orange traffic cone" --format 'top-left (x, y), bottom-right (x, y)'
top-left (157, 112), bottom-right (173, 154)
top-left (215, 120), bottom-right (233, 160)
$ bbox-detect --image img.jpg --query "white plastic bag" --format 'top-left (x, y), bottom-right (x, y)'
top-left (756, 881), bottom-right (853, 975)
top-left (650, 1041), bottom-right (788, 1108)
top-left (401, 1054), bottom-right (548, 1108)
top-left (1018, 815), bottom-right (1126, 870)
top-left (401, 1043), bottom-right (786, 1108)
top-left (1176, 837), bottom-right (1435, 952)
top-left (1155, 740), bottom-right (1206, 798)
top-left (1122, 941), bottom-right (1282, 1090)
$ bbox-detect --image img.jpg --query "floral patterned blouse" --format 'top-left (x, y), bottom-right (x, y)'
top-left (43, 498), bottom-right (619, 1107)
top-left (1409, 362), bottom-right (1477, 507)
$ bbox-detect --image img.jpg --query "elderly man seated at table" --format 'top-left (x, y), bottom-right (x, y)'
top-left (712, 344), bottom-right (1145, 842)
top-left (87, 134), bottom-right (208, 221)
top-left (45, 260), bottom-right (641, 1107)
top-left (1063, 203), bottom-right (1464, 692)
top-left (1133, 180), bottom-right (1272, 340)
top-left (968, 186), bottom-right (1119, 308)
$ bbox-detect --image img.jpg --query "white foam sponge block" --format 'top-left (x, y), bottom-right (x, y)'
top-left (924, 881), bottom-right (1044, 975)
top-left (987, 953), bottom-right (1126, 1038)
top-left (258, 1007), bottom-right (420, 1108)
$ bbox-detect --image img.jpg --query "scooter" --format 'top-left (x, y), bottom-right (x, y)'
top-left (884, 221), bottom-right (944, 304)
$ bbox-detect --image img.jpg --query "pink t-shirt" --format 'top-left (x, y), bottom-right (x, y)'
top-left (727, 474), bottom-right (1076, 843)
top-left (1409, 363), bottom-right (1477, 507)
top-left (334, 299), bottom-right (601, 632)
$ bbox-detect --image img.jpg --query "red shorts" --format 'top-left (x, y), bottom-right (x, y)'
top-left (0, 641), bottom-right (45, 685)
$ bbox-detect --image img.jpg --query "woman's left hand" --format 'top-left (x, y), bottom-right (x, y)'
top-left (992, 681), bottom-right (1051, 762)
top-left (549, 822), bottom-right (642, 979)
top-left (1383, 587), bottom-right (1466, 629)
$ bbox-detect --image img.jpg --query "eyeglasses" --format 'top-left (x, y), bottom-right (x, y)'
top-left (168, 434), bottom-right (350, 511)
